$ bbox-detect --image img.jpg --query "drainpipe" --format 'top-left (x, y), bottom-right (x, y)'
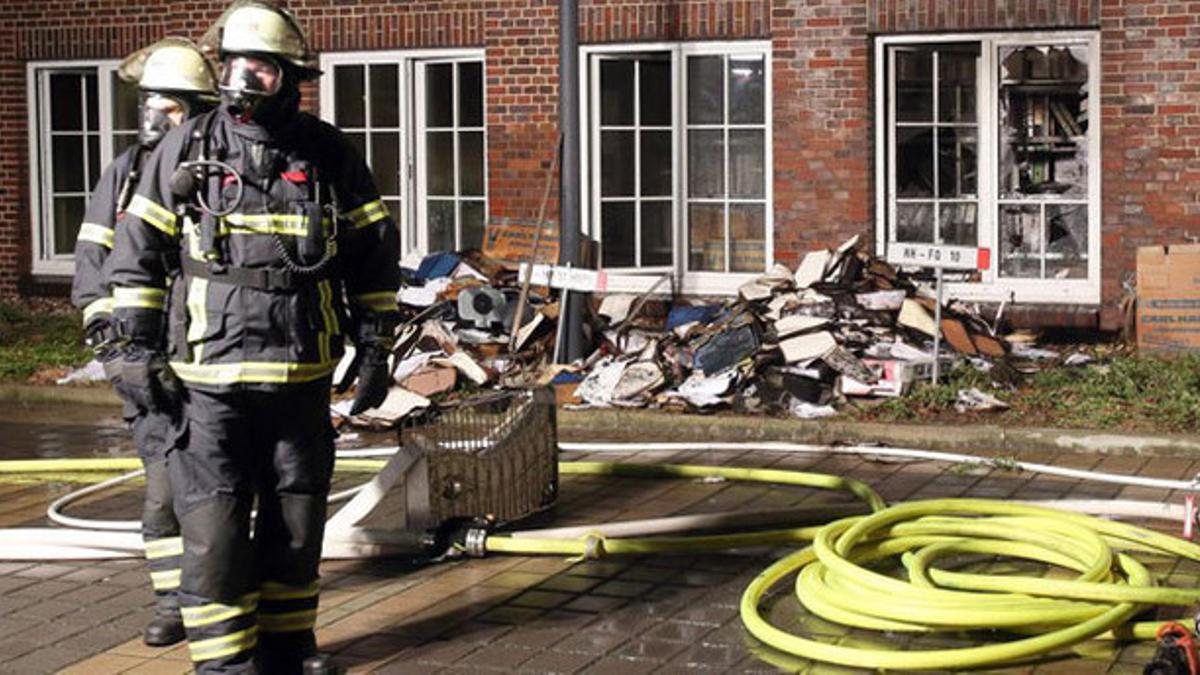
top-left (558, 0), bottom-right (584, 363)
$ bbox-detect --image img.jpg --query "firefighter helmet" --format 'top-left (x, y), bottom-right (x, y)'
top-left (119, 37), bottom-right (219, 97)
top-left (201, 0), bottom-right (318, 79)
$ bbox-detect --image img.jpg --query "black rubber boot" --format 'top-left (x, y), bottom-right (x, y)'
top-left (302, 654), bottom-right (344, 675)
top-left (143, 610), bottom-right (186, 647)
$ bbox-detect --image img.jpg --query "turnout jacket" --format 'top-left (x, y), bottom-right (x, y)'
top-left (71, 145), bottom-right (146, 332)
top-left (106, 108), bottom-right (401, 392)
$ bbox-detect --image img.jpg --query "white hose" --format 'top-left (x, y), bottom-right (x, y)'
top-left (558, 441), bottom-right (1200, 492)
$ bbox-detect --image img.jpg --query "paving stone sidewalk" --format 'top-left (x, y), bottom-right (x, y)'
top-left (0, 414), bottom-right (1195, 673)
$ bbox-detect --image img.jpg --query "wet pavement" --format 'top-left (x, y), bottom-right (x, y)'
top-left (0, 403), bottom-right (1194, 673)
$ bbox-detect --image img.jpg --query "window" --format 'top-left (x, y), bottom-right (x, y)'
top-left (582, 42), bottom-right (772, 294)
top-left (319, 50), bottom-right (486, 257)
top-left (875, 32), bottom-right (1100, 303)
top-left (27, 61), bottom-right (138, 275)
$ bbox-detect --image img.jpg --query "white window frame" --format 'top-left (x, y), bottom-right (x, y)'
top-left (874, 31), bottom-right (1102, 304)
top-left (580, 41), bottom-right (774, 296)
top-left (318, 49), bottom-right (486, 259)
top-left (27, 59), bottom-right (124, 277)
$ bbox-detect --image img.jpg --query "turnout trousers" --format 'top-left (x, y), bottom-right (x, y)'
top-left (128, 402), bottom-right (183, 614)
top-left (171, 379), bottom-right (335, 674)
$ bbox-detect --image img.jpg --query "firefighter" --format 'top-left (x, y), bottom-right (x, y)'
top-left (103, 1), bottom-right (400, 672)
top-left (71, 37), bottom-right (218, 648)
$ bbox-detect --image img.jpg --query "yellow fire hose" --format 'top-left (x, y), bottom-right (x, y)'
top-left (2, 456), bottom-right (1198, 670)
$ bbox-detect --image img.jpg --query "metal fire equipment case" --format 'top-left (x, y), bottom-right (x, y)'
top-left (331, 389), bottom-right (558, 548)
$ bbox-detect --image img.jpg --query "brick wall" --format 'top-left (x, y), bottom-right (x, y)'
top-left (1, 0), bottom-right (1197, 332)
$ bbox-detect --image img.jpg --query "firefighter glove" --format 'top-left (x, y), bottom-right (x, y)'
top-left (348, 344), bottom-right (391, 416)
top-left (104, 345), bottom-right (183, 416)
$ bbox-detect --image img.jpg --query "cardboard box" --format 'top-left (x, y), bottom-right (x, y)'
top-left (1137, 244), bottom-right (1200, 352)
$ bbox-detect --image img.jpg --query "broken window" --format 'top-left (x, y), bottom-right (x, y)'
top-left (29, 62), bottom-right (139, 275)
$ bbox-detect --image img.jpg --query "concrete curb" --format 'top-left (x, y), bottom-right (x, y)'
top-left (4, 383), bottom-right (1198, 458)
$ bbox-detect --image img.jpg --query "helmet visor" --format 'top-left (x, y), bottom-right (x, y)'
top-left (139, 92), bottom-right (189, 146)
top-left (220, 55), bottom-right (282, 96)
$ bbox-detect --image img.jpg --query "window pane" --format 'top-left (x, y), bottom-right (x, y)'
top-left (600, 60), bottom-right (634, 126)
top-left (370, 132), bottom-right (401, 196)
top-left (728, 129), bottom-right (764, 199)
top-left (52, 136), bottom-right (84, 192)
top-left (937, 127), bottom-right (977, 198)
top-left (425, 63), bottom-right (454, 128)
top-left (639, 58), bottom-right (671, 126)
top-left (938, 48), bottom-right (978, 123)
top-left (1046, 203), bottom-right (1088, 279)
top-left (461, 200), bottom-right (486, 250)
top-left (999, 203), bottom-right (1042, 278)
top-left (369, 64), bottom-right (400, 128)
top-left (50, 73), bottom-right (83, 131)
top-left (688, 203), bottom-right (724, 271)
top-left (426, 132), bottom-right (455, 196)
top-left (729, 55), bottom-right (764, 124)
top-left (458, 61), bottom-right (483, 127)
top-left (85, 73), bottom-right (98, 131)
top-left (688, 129), bottom-right (723, 198)
top-left (895, 49), bottom-right (933, 122)
top-left (687, 56), bottom-right (724, 124)
top-left (601, 130), bottom-right (634, 197)
top-left (601, 202), bottom-right (635, 267)
top-left (53, 197), bottom-right (85, 256)
top-left (729, 203), bottom-right (765, 272)
top-left (428, 200), bottom-right (456, 251)
top-left (112, 73), bottom-right (139, 133)
top-left (641, 202), bottom-right (672, 267)
top-left (895, 127), bottom-right (934, 197)
top-left (640, 131), bottom-right (671, 197)
top-left (87, 134), bottom-right (100, 189)
top-left (895, 202), bottom-right (934, 243)
top-left (334, 65), bottom-right (365, 128)
top-left (459, 131), bottom-right (485, 197)
top-left (345, 132), bottom-right (366, 159)
top-left (939, 202), bottom-right (978, 246)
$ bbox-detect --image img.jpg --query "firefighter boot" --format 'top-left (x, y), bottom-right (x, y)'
top-left (143, 606), bottom-right (186, 647)
top-left (302, 654), bottom-right (344, 675)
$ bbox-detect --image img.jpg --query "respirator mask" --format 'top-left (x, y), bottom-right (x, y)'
top-left (139, 93), bottom-right (189, 148)
top-left (220, 54), bottom-right (293, 126)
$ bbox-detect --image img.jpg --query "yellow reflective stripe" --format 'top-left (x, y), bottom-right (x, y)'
top-left (220, 213), bottom-right (322, 237)
top-left (144, 536), bottom-right (183, 560)
top-left (127, 195), bottom-right (178, 237)
top-left (77, 222), bottom-right (115, 248)
top-left (113, 286), bottom-right (166, 311)
top-left (261, 580), bottom-right (320, 601)
top-left (180, 593), bottom-right (259, 628)
top-left (259, 609), bottom-right (318, 633)
top-left (317, 281), bottom-right (334, 365)
top-left (150, 569), bottom-right (181, 591)
top-left (188, 625), bottom-right (259, 663)
top-left (350, 290), bottom-right (397, 313)
top-left (169, 359), bottom-right (338, 386)
top-left (82, 297), bottom-right (114, 326)
top-left (185, 277), bottom-right (210, 363)
top-left (345, 199), bottom-right (388, 229)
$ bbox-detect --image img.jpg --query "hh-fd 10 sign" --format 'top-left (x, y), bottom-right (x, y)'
top-left (886, 243), bottom-right (991, 271)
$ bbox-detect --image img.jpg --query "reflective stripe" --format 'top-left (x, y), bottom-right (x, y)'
top-left (77, 222), bottom-right (115, 248)
top-left (316, 280), bottom-right (336, 365)
top-left (258, 608), bottom-right (318, 633)
top-left (185, 277), bottom-right (210, 362)
top-left (344, 199), bottom-right (389, 229)
top-left (169, 359), bottom-right (338, 386)
top-left (188, 625), bottom-right (259, 663)
top-left (220, 213), bottom-right (326, 237)
top-left (261, 580), bottom-right (320, 601)
top-left (350, 290), bottom-right (397, 313)
top-left (144, 536), bottom-right (183, 560)
top-left (150, 569), bottom-right (181, 591)
top-left (180, 592), bottom-right (259, 628)
top-left (82, 297), bottom-right (114, 326)
top-left (127, 195), bottom-right (178, 237)
top-left (113, 286), bottom-right (166, 311)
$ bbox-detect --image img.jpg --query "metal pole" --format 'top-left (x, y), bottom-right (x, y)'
top-left (932, 267), bottom-right (943, 385)
top-left (558, 0), bottom-right (583, 363)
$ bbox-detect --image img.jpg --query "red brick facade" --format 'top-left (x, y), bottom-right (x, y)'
top-left (1, 1), bottom-right (1197, 330)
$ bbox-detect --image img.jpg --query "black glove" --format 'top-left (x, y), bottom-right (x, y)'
top-left (103, 345), bottom-right (183, 416)
top-left (347, 344), bottom-right (392, 415)
top-left (85, 318), bottom-right (119, 360)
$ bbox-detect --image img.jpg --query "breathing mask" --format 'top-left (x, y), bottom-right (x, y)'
top-left (139, 92), bottom-right (189, 148)
top-left (220, 54), bottom-right (297, 127)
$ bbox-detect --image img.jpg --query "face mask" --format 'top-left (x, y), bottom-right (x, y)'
top-left (220, 54), bottom-right (290, 125)
top-left (139, 93), bottom-right (189, 148)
